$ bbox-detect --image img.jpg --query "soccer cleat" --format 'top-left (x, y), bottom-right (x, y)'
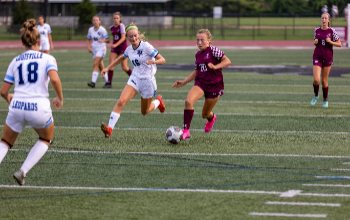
top-left (182, 128), bottom-right (190, 140)
top-left (13, 169), bottom-right (26, 186)
top-left (323, 101), bottom-right (328, 108)
top-left (103, 83), bottom-right (111, 88)
top-left (101, 122), bottom-right (112, 139)
top-left (310, 96), bottom-right (319, 106)
top-left (87, 82), bottom-right (95, 88)
top-left (156, 95), bottom-right (165, 113)
top-left (205, 114), bottom-right (217, 133)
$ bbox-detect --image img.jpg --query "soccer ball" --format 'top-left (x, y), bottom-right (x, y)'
top-left (165, 126), bottom-right (183, 144)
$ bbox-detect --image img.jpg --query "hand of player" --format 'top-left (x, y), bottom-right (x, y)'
top-left (6, 93), bottom-right (13, 104)
top-left (111, 44), bottom-right (117, 49)
top-left (326, 37), bottom-right (331, 43)
top-left (314, 39), bottom-right (318, 45)
top-left (208, 63), bottom-right (216, 70)
top-left (101, 68), bottom-right (109, 76)
top-left (146, 60), bottom-right (154, 65)
top-left (88, 48), bottom-right (92, 53)
top-left (50, 45), bottom-right (54, 50)
top-left (98, 39), bottom-right (104, 43)
top-left (52, 97), bottom-right (63, 110)
top-left (172, 80), bottom-right (185, 88)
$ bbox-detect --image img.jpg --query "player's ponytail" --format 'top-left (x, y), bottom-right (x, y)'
top-left (326, 13), bottom-right (331, 27)
top-left (125, 23), bottom-right (147, 42)
top-left (21, 19), bottom-right (40, 48)
top-left (197, 29), bottom-right (212, 46)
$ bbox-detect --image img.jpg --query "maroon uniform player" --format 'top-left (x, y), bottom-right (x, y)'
top-left (311, 13), bottom-right (342, 108)
top-left (173, 29), bottom-right (231, 140)
top-left (105, 12), bottom-right (132, 88)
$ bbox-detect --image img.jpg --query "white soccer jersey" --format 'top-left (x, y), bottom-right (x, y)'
top-left (87, 26), bottom-right (109, 49)
top-left (36, 23), bottom-right (52, 43)
top-left (4, 50), bottom-right (58, 99)
top-left (123, 41), bottom-right (159, 79)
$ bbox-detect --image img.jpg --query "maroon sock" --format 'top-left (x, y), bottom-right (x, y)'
top-left (313, 84), bottom-right (319, 97)
top-left (207, 112), bottom-right (214, 122)
top-left (183, 109), bottom-right (194, 129)
top-left (322, 86), bottom-right (329, 101)
top-left (108, 70), bottom-right (113, 83)
top-left (126, 68), bottom-right (132, 76)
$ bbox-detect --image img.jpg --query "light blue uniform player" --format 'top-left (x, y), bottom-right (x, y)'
top-left (0, 19), bottom-right (63, 185)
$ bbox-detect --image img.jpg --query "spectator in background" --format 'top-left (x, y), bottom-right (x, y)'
top-left (321, 5), bottom-right (328, 14)
top-left (344, 6), bottom-right (348, 22)
top-left (332, 5), bottom-right (339, 20)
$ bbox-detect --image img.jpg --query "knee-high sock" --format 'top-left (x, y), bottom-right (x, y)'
top-left (20, 141), bottom-right (49, 174)
top-left (322, 86), bottom-right (329, 101)
top-left (108, 70), bottom-right (113, 83)
top-left (108, 112), bottom-right (120, 130)
top-left (183, 109), bottom-right (194, 130)
top-left (92, 71), bottom-right (99, 83)
top-left (0, 142), bottom-right (9, 164)
top-left (102, 73), bottom-right (108, 83)
top-left (126, 69), bottom-right (132, 76)
top-left (313, 84), bottom-right (319, 97)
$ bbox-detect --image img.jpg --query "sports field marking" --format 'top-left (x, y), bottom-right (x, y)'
top-left (330, 169), bottom-right (350, 171)
top-left (279, 190), bottom-right (302, 197)
top-left (315, 175), bottom-right (350, 179)
top-left (303, 184), bottom-right (350, 187)
top-left (265, 201), bottom-right (341, 207)
top-left (249, 212), bottom-right (327, 218)
top-left (342, 162), bottom-right (350, 164)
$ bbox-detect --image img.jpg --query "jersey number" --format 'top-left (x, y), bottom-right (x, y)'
top-left (17, 62), bottom-right (38, 85)
top-left (131, 59), bottom-right (140, 66)
top-left (322, 40), bottom-right (325, 46)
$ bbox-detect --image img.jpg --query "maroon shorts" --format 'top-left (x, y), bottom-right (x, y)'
top-left (313, 59), bottom-right (333, 68)
top-left (111, 47), bottom-right (126, 55)
top-left (194, 81), bottom-right (224, 99)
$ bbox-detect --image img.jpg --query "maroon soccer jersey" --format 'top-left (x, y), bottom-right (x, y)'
top-left (110, 23), bottom-right (127, 53)
top-left (313, 27), bottom-right (339, 62)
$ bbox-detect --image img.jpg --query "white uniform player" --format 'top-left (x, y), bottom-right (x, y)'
top-left (36, 23), bottom-right (52, 51)
top-left (87, 26), bottom-right (109, 59)
top-left (4, 50), bottom-right (58, 133)
top-left (123, 41), bottom-right (159, 98)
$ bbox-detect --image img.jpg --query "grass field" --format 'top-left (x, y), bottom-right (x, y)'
top-left (1, 48), bottom-right (350, 219)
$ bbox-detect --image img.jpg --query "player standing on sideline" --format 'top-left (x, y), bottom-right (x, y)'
top-left (172, 29), bottom-right (231, 140)
top-left (36, 15), bottom-right (53, 54)
top-left (332, 5), bottom-right (339, 20)
top-left (0, 19), bottom-right (63, 185)
top-left (87, 16), bottom-right (109, 88)
top-left (100, 23), bottom-right (166, 139)
top-left (104, 12), bottom-right (132, 88)
top-left (311, 13), bottom-right (341, 108)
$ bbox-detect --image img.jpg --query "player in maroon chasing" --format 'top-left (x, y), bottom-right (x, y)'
top-left (311, 13), bottom-right (341, 108)
top-left (105, 12), bottom-right (132, 88)
top-left (172, 29), bottom-right (231, 140)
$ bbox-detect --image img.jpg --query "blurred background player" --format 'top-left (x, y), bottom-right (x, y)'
top-left (0, 19), bottom-right (63, 185)
top-left (331, 5), bottom-right (339, 20)
top-left (100, 23), bottom-right (166, 139)
top-left (87, 16), bottom-right (109, 88)
top-left (172, 29), bottom-right (231, 140)
top-left (36, 15), bottom-right (53, 54)
top-left (344, 6), bottom-right (348, 22)
top-left (105, 12), bottom-right (132, 88)
top-left (311, 13), bottom-right (341, 108)
top-left (321, 5), bottom-right (328, 14)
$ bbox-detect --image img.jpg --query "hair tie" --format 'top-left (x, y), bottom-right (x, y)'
top-left (126, 26), bottom-right (138, 33)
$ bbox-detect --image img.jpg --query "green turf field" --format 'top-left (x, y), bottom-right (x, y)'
top-left (1, 48), bottom-right (350, 219)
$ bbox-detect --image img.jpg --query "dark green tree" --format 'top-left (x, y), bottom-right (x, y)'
top-left (73, 0), bottom-right (96, 25)
top-left (12, 0), bottom-right (35, 25)
top-left (270, 0), bottom-right (308, 13)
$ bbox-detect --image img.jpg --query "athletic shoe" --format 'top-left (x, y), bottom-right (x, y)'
top-left (13, 169), bottom-right (26, 186)
top-left (87, 82), bottom-right (95, 88)
top-left (310, 96), bottom-right (319, 106)
top-left (103, 83), bottom-right (111, 88)
top-left (323, 101), bottom-right (328, 108)
top-left (182, 128), bottom-right (190, 140)
top-left (156, 95), bottom-right (165, 113)
top-left (101, 122), bottom-right (112, 139)
top-left (205, 114), bottom-right (217, 133)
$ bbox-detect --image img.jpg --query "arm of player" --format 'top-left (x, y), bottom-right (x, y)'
top-left (87, 39), bottom-right (92, 53)
top-left (172, 70), bottom-right (198, 88)
top-left (48, 70), bottom-right (63, 110)
top-left (208, 55), bottom-right (231, 70)
top-left (48, 33), bottom-right (54, 50)
top-left (146, 54), bottom-right (166, 65)
top-left (112, 34), bottom-right (126, 48)
top-left (101, 56), bottom-right (127, 76)
top-left (326, 38), bottom-right (342, 47)
top-left (98, 38), bottom-right (110, 43)
top-left (0, 82), bottom-right (13, 104)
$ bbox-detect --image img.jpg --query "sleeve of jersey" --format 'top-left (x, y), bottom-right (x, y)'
top-left (194, 54), bottom-right (198, 70)
top-left (332, 28), bottom-right (340, 41)
top-left (211, 47), bottom-right (224, 60)
top-left (314, 28), bottom-right (317, 40)
top-left (46, 57), bottom-right (58, 73)
top-left (120, 24), bottom-right (126, 34)
top-left (123, 49), bottom-right (129, 58)
top-left (145, 43), bottom-right (159, 58)
top-left (87, 29), bottom-right (91, 39)
top-left (103, 28), bottom-right (109, 39)
top-left (4, 61), bottom-right (15, 84)
top-left (48, 25), bottom-right (52, 34)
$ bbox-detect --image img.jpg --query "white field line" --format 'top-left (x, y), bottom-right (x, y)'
top-left (315, 176), bottom-right (350, 179)
top-left (342, 162), bottom-right (350, 164)
top-left (279, 190), bottom-right (302, 197)
top-left (249, 212), bottom-right (327, 218)
top-left (303, 184), bottom-right (350, 187)
top-left (266, 201), bottom-right (340, 207)
top-left (330, 169), bottom-right (350, 171)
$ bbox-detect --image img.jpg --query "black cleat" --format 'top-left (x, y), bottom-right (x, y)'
top-left (87, 82), bottom-right (95, 88)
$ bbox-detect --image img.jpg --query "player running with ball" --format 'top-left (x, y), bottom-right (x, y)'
top-left (100, 23), bottom-right (166, 139)
top-left (173, 29), bottom-right (231, 140)
top-left (311, 13), bottom-right (341, 108)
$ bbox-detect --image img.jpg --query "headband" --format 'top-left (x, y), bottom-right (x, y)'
top-left (126, 26), bottom-right (138, 33)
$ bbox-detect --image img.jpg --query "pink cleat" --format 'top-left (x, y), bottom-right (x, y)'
top-left (101, 122), bottom-right (113, 139)
top-left (182, 128), bottom-right (190, 140)
top-left (156, 95), bottom-right (165, 113)
top-left (204, 114), bottom-right (217, 133)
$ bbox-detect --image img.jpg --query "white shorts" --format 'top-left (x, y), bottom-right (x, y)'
top-left (92, 46), bottom-right (106, 59)
top-left (127, 74), bottom-right (157, 99)
top-left (39, 41), bottom-right (50, 51)
top-left (6, 98), bottom-right (53, 133)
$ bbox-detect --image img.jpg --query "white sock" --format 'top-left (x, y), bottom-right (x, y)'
top-left (20, 141), bottom-right (48, 175)
top-left (108, 112), bottom-right (120, 129)
top-left (152, 99), bottom-right (160, 110)
top-left (102, 73), bottom-right (109, 83)
top-left (92, 71), bottom-right (99, 83)
top-left (0, 142), bottom-right (9, 164)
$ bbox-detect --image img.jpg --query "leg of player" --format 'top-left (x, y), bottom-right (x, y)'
top-left (121, 57), bottom-right (132, 76)
top-left (88, 57), bottom-right (103, 88)
top-left (140, 95), bottom-right (165, 116)
top-left (101, 85), bottom-right (138, 139)
top-left (107, 52), bottom-right (118, 87)
top-left (43, 50), bottom-right (50, 55)
top-left (99, 58), bottom-right (109, 85)
top-left (202, 97), bottom-right (220, 133)
top-left (0, 124), bottom-right (19, 164)
top-left (311, 65), bottom-right (322, 106)
top-left (321, 66), bottom-right (331, 108)
top-left (13, 123), bottom-right (54, 186)
top-left (183, 86), bottom-right (205, 140)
